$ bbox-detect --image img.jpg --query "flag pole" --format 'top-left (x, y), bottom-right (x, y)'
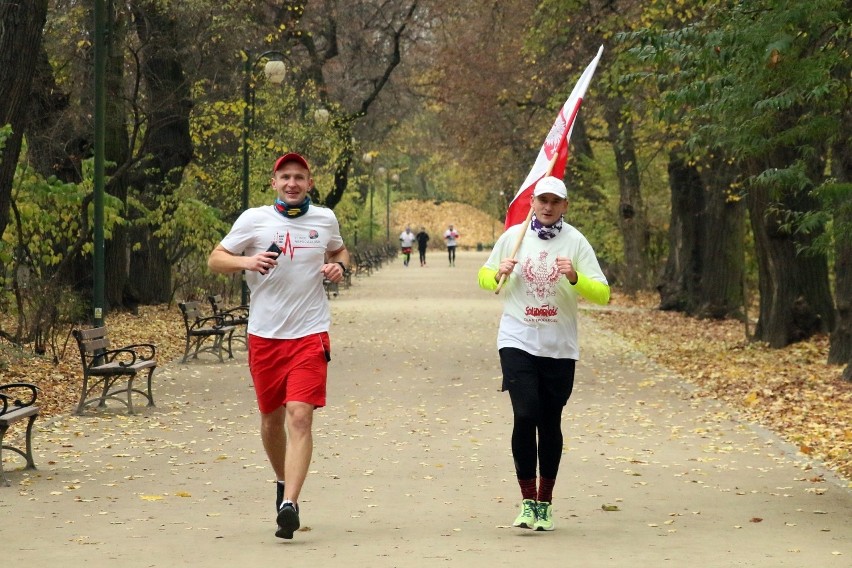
top-left (493, 46), bottom-right (602, 295)
top-left (494, 152), bottom-right (559, 294)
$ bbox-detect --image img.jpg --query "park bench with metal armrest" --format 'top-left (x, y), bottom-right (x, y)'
top-left (72, 327), bottom-right (157, 415)
top-left (207, 294), bottom-right (248, 346)
top-left (178, 301), bottom-right (235, 363)
top-left (0, 382), bottom-right (39, 486)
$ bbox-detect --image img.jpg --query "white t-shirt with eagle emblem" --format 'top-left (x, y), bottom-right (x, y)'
top-left (484, 221), bottom-right (608, 359)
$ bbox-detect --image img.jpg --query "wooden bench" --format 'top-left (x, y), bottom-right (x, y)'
top-left (323, 278), bottom-right (339, 299)
top-left (353, 252), bottom-right (373, 277)
top-left (340, 265), bottom-right (352, 290)
top-left (207, 294), bottom-right (248, 346)
top-left (0, 382), bottom-right (39, 486)
top-left (178, 301), bottom-right (235, 363)
top-left (72, 327), bottom-right (157, 415)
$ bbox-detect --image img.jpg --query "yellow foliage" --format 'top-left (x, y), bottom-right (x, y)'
top-left (391, 199), bottom-right (504, 249)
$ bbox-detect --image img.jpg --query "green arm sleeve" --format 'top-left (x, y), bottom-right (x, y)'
top-left (478, 266), bottom-right (499, 291)
top-left (572, 271), bottom-right (610, 305)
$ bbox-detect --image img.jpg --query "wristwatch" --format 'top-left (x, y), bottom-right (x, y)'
top-left (336, 261), bottom-right (347, 272)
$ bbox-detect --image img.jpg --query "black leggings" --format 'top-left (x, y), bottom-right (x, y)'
top-left (447, 245), bottom-right (456, 263)
top-left (418, 248), bottom-right (426, 264)
top-left (499, 348), bottom-right (575, 480)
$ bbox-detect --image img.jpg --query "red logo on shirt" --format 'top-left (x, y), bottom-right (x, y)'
top-left (525, 304), bottom-right (559, 317)
top-left (273, 230), bottom-right (325, 259)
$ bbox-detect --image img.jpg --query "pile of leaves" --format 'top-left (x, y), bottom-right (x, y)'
top-left (589, 291), bottom-right (852, 483)
top-left (391, 199), bottom-right (504, 250)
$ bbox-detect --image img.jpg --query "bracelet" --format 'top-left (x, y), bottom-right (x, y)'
top-left (336, 261), bottom-right (347, 272)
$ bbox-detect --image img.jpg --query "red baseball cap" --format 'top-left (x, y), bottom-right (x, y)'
top-left (273, 152), bottom-right (310, 173)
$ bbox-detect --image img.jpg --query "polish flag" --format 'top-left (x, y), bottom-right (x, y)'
top-left (503, 46), bottom-right (604, 229)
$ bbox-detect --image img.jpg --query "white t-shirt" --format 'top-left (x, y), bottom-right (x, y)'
top-left (484, 222), bottom-right (608, 359)
top-left (220, 205), bottom-right (344, 339)
top-left (399, 231), bottom-right (416, 247)
top-left (444, 229), bottom-right (459, 247)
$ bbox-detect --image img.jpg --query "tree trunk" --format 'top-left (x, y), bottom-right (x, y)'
top-left (833, 206), bottom-right (852, 373)
top-left (129, 237), bottom-right (171, 304)
top-left (828, 104), bottom-right (851, 377)
top-left (565, 114), bottom-right (605, 205)
top-left (604, 96), bottom-right (650, 293)
top-left (696, 156), bottom-right (745, 319)
top-left (747, 172), bottom-right (834, 347)
top-left (0, 0), bottom-right (48, 240)
top-left (127, 0), bottom-right (194, 303)
top-left (659, 152), bottom-right (746, 320)
top-left (26, 45), bottom-right (78, 183)
top-left (658, 152), bottom-right (702, 311)
top-left (103, 5), bottom-right (132, 310)
top-left (33, 2), bottom-right (133, 310)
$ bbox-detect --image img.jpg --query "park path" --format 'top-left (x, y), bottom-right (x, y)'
top-left (2, 249), bottom-right (851, 567)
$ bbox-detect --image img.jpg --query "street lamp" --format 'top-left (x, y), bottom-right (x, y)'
top-left (362, 153), bottom-right (374, 242)
top-left (377, 167), bottom-right (388, 241)
top-left (389, 172), bottom-right (399, 241)
top-left (314, 108), bottom-right (330, 125)
top-left (240, 49), bottom-right (286, 306)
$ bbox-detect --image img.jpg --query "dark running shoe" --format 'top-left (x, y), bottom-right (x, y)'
top-left (276, 502), bottom-right (300, 539)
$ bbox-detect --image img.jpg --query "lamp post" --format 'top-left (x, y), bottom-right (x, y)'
top-left (93, 0), bottom-right (106, 326)
top-left (240, 49), bottom-right (286, 306)
top-left (493, 190), bottom-right (502, 244)
top-left (389, 172), bottom-right (399, 241)
top-left (377, 167), bottom-right (388, 241)
top-left (376, 167), bottom-right (398, 242)
top-left (362, 153), bottom-right (374, 242)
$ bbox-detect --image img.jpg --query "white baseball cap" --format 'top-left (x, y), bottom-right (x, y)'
top-left (533, 176), bottom-right (567, 199)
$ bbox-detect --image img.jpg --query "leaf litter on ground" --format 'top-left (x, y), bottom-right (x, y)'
top-left (2, 293), bottom-right (850, 484)
top-left (587, 291), bottom-right (851, 483)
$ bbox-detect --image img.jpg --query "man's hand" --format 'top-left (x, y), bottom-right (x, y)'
top-left (248, 250), bottom-right (280, 275)
top-left (556, 256), bottom-right (577, 284)
top-left (321, 262), bottom-right (345, 283)
top-left (496, 258), bottom-right (519, 282)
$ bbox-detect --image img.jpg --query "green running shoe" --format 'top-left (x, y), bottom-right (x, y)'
top-left (533, 501), bottom-right (554, 531)
top-left (512, 499), bottom-right (537, 529)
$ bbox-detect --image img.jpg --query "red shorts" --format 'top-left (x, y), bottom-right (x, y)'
top-left (402, 247), bottom-right (412, 254)
top-left (247, 332), bottom-right (330, 413)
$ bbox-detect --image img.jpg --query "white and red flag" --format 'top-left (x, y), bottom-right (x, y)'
top-left (503, 45), bottom-right (604, 229)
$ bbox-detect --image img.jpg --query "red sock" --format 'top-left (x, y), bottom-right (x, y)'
top-left (538, 477), bottom-right (556, 503)
top-left (518, 478), bottom-right (537, 500)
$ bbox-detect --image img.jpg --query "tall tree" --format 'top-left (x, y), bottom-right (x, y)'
top-left (636, 0), bottom-right (843, 348)
top-left (0, 0), bottom-right (49, 241)
top-left (527, 0), bottom-right (661, 290)
top-left (102, 2), bottom-right (133, 308)
top-left (827, 98), bottom-right (851, 379)
top-left (658, 152), bottom-right (703, 312)
top-left (280, 0), bottom-right (422, 210)
top-left (126, 0), bottom-right (194, 303)
top-left (424, 1), bottom-right (539, 200)
top-left (604, 94), bottom-right (649, 292)
top-left (658, 150), bottom-right (745, 319)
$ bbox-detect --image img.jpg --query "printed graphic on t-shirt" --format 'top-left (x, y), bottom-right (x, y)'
top-left (272, 229), bottom-right (326, 259)
top-left (521, 251), bottom-right (561, 322)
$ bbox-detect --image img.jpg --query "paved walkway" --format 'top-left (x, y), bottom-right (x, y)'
top-left (2, 250), bottom-right (851, 567)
